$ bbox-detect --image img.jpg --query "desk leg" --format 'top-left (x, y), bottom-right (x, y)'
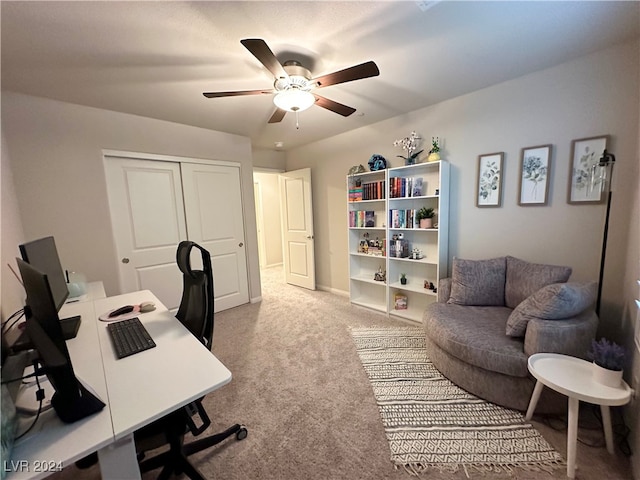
top-left (525, 380), bottom-right (544, 421)
top-left (601, 405), bottom-right (615, 454)
top-left (97, 434), bottom-right (141, 480)
top-left (567, 397), bottom-right (579, 479)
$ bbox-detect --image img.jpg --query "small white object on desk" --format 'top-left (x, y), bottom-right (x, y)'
top-left (525, 353), bottom-right (632, 479)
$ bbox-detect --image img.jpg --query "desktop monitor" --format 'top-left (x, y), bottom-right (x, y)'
top-left (17, 258), bottom-right (104, 423)
top-left (19, 236), bottom-right (69, 312)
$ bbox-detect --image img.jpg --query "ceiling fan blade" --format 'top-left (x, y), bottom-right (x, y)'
top-left (203, 89), bottom-right (271, 98)
top-left (268, 109), bottom-right (287, 124)
top-left (313, 95), bottom-right (356, 117)
top-left (240, 38), bottom-right (289, 79)
top-left (312, 61), bottom-right (379, 88)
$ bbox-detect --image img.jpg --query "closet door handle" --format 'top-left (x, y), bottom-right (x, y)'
top-left (122, 257), bottom-right (130, 264)
top-left (239, 242), bottom-right (244, 247)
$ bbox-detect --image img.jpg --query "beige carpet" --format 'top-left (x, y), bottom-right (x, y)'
top-left (51, 266), bottom-right (632, 479)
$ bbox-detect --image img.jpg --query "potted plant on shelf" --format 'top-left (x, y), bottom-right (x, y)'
top-left (427, 136), bottom-right (441, 162)
top-left (400, 273), bottom-right (407, 285)
top-left (588, 338), bottom-right (626, 388)
top-left (416, 207), bottom-right (435, 229)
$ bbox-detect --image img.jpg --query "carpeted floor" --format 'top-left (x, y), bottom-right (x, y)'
top-left (51, 266), bottom-right (632, 479)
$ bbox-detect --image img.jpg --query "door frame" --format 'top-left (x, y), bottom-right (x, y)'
top-left (102, 149), bottom-right (256, 301)
top-left (252, 167), bottom-right (285, 271)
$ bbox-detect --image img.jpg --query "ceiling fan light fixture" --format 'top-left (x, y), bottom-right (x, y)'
top-left (273, 89), bottom-right (315, 113)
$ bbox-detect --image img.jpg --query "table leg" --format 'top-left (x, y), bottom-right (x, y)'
top-left (600, 405), bottom-right (615, 454)
top-left (525, 380), bottom-right (544, 421)
top-left (97, 433), bottom-right (141, 480)
top-left (567, 397), bottom-right (579, 479)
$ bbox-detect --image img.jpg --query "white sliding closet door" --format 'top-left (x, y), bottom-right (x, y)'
top-left (104, 157), bottom-right (187, 310)
top-left (105, 155), bottom-right (249, 312)
top-left (181, 163), bottom-right (249, 312)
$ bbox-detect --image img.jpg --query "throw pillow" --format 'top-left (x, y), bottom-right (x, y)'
top-left (505, 281), bottom-right (597, 337)
top-left (505, 256), bottom-right (572, 309)
top-left (447, 256), bottom-right (506, 306)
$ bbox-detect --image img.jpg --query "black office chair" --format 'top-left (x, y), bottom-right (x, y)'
top-left (135, 240), bottom-right (247, 480)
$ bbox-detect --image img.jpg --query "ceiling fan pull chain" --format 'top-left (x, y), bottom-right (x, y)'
top-left (296, 110), bottom-right (300, 130)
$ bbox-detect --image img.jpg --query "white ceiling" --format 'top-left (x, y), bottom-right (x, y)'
top-left (2, 1), bottom-right (639, 151)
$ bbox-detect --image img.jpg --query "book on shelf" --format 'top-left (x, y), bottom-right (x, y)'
top-left (365, 211), bottom-right (375, 227)
top-left (394, 293), bottom-right (408, 310)
top-left (389, 176), bottom-right (425, 198)
top-left (349, 210), bottom-right (376, 228)
top-left (348, 186), bottom-right (363, 202)
top-left (361, 180), bottom-right (385, 200)
top-left (412, 178), bottom-right (423, 197)
top-left (389, 209), bottom-right (420, 229)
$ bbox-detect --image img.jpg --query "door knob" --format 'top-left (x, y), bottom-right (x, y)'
top-left (239, 242), bottom-right (244, 247)
top-left (306, 235), bottom-right (314, 239)
top-left (122, 257), bottom-right (130, 264)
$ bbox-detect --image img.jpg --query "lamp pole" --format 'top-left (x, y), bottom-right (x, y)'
top-left (595, 149), bottom-right (616, 317)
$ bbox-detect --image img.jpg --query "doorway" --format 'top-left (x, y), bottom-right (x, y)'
top-left (252, 168), bottom-right (316, 290)
top-left (253, 170), bottom-right (284, 270)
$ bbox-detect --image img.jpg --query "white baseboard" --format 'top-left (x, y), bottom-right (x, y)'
top-left (317, 284), bottom-right (349, 297)
top-left (250, 296), bottom-right (262, 304)
top-left (261, 263), bottom-right (283, 270)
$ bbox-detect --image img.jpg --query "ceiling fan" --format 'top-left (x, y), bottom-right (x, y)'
top-left (203, 38), bottom-right (380, 124)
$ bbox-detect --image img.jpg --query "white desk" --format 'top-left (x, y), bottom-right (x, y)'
top-left (9, 300), bottom-right (113, 480)
top-left (525, 353), bottom-right (632, 479)
top-left (7, 290), bottom-right (232, 480)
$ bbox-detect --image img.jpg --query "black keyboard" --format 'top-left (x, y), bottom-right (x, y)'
top-left (106, 317), bottom-right (156, 359)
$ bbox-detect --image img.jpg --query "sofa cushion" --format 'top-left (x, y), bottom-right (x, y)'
top-left (506, 281), bottom-right (597, 337)
top-left (447, 257), bottom-right (506, 306)
top-left (424, 303), bottom-right (528, 377)
top-left (505, 256), bottom-right (572, 309)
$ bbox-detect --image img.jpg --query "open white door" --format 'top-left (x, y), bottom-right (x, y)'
top-left (279, 168), bottom-right (315, 290)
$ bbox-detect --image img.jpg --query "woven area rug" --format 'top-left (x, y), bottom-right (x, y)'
top-left (351, 326), bottom-right (564, 476)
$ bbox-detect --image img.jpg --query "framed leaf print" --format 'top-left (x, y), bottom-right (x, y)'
top-left (518, 144), bottom-right (551, 206)
top-left (567, 135), bottom-right (609, 204)
top-left (476, 152), bottom-right (504, 207)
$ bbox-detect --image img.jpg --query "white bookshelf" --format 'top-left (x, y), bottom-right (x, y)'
top-left (346, 161), bottom-right (450, 323)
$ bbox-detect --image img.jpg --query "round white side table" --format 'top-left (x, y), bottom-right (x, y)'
top-left (525, 353), bottom-right (632, 479)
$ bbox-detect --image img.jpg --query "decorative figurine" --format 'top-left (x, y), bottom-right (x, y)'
top-left (374, 266), bottom-right (386, 282)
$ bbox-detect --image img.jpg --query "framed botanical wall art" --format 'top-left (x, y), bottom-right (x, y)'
top-left (567, 135), bottom-right (609, 204)
top-left (518, 144), bottom-right (552, 206)
top-left (476, 152), bottom-right (504, 207)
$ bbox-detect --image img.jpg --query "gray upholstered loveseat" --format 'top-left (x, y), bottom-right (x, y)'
top-left (422, 256), bottom-right (598, 413)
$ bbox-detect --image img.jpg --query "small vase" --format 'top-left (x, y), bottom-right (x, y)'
top-left (592, 362), bottom-right (623, 388)
top-left (427, 152), bottom-right (440, 162)
top-left (400, 277), bottom-right (407, 285)
top-left (419, 218), bottom-right (433, 229)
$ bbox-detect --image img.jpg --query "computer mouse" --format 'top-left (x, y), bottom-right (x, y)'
top-left (108, 305), bottom-right (135, 318)
top-left (139, 301), bottom-right (156, 313)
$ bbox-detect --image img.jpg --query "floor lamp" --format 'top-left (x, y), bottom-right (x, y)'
top-left (595, 149), bottom-right (616, 316)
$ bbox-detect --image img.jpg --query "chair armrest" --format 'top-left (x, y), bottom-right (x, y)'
top-left (437, 278), bottom-right (452, 303)
top-left (524, 310), bottom-right (598, 359)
